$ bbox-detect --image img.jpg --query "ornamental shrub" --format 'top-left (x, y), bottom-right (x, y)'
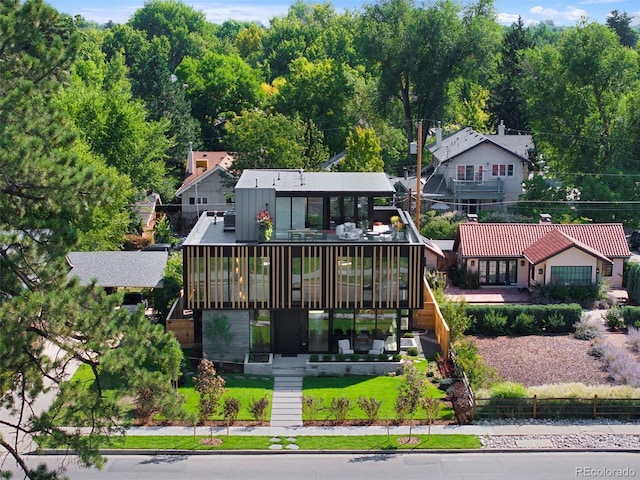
top-left (248, 396), bottom-right (269, 422)
top-left (545, 312), bottom-right (566, 333)
top-left (512, 312), bottom-right (539, 335)
top-left (328, 397), bottom-right (351, 424)
top-left (573, 315), bottom-right (605, 340)
top-left (622, 306), bottom-right (640, 327)
top-left (302, 396), bottom-right (323, 420)
top-left (489, 382), bottom-right (528, 398)
top-left (357, 396), bottom-right (382, 423)
top-left (483, 310), bottom-right (508, 335)
top-left (605, 307), bottom-right (625, 330)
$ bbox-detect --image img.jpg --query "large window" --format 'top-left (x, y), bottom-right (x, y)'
top-left (331, 309), bottom-right (398, 353)
top-left (491, 164), bottom-right (514, 177)
top-left (248, 256), bottom-right (270, 303)
top-left (551, 266), bottom-right (592, 285)
top-left (250, 310), bottom-right (271, 352)
top-left (275, 197), bottom-right (307, 238)
top-left (308, 310), bottom-right (329, 352)
top-left (457, 165), bottom-right (484, 182)
top-left (478, 259), bottom-right (517, 285)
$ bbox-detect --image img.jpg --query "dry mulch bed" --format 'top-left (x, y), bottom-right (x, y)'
top-left (472, 334), bottom-right (611, 387)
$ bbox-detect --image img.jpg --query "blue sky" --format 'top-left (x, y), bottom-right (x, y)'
top-left (45, 0), bottom-right (640, 27)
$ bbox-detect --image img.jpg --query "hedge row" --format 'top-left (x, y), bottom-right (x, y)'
top-left (627, 262), bottom-right (640, 305)
top-left (465, 304), bottom-right (583, 336)
top-left (622, 306), bottom-right (640, 328)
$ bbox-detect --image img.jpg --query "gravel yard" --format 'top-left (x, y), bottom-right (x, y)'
top-left (472, 334), bottom-right (612, 387)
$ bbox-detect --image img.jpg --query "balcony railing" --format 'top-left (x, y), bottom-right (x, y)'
top-left (451, 178), bottom-right (504, 200)
top-left (268, 227), bottom-right (413, 243)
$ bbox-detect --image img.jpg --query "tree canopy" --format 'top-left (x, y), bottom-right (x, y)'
top-left (1, 3), bottom-right (183, 478)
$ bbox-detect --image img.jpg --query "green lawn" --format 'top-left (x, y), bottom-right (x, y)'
top-left (179, 373), bottom-right (274, 421)
top-left (65, 366), bottom-right (274, 422)
top-left (95, 434), bottom-right (480, 451)
top-left (63, 357), bottom-right (452, 424)
top-left (302, 359), bottom-right (453, 421)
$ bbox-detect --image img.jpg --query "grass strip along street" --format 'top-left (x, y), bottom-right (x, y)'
top-left (88, 434), bottom-right (480, 451)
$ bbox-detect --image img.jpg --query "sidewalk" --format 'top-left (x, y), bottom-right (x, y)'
top-left (122, 422), bottom-right (640, 437)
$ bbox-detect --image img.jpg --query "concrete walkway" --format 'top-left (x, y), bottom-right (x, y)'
top-left (270, 376), bottom-right (303, 427)
top-left (123, 422), bottom-right (640, 438)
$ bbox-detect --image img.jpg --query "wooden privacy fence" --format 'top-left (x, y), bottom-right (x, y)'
top-left (474, 396), bottom-right (640, 420)
top-left (412, 276), bottom-right (450, 358)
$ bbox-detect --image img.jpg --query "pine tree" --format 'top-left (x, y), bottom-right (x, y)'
top-left (1, 3), bottom-right (184, 478)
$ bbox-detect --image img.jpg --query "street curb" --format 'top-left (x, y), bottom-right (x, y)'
top-left (36, 447), bottom-right (640, 456)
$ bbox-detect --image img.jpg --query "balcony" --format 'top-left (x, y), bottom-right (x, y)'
top-left (450, 178), bottom-right (504, 200)
top-left (270, 221), bottom-right (415, 244)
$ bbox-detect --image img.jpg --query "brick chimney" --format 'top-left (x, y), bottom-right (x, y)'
top-left (498, 120), bottom-right (505, 136)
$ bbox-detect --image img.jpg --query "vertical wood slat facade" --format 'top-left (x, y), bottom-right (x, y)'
top-left (184, 244), bottom-right (424, 311)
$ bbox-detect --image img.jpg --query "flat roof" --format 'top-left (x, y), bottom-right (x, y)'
top-left (236, 170), bottom-right (395, 195)
top-left (183, 214), bottom-right (237, 246)
top-left (67, 251), bottom-right (168, 288)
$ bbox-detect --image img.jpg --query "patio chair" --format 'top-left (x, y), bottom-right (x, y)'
top-left (368, 339), bottom-right (385, 355)
top-left (338, 339), bottom-right (354, 355)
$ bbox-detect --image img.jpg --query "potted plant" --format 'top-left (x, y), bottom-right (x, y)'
top-left (256, 209), bottom-right (273, 242)
top-left (390, 215), bottom-right (405, 240)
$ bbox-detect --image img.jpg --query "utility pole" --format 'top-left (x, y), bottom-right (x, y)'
top-left (415, 120), bottom-right (422, 231)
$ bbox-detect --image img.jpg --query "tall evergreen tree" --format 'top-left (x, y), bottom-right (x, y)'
top-left (489, 16), bottom-right (533, 131)
top-left (606, 10), bottom-right (638, 48)
top-left (0, 2), bottom-right (184, 478)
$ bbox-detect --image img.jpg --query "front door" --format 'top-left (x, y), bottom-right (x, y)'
top-left (273, 310), bottom-right (307, 354)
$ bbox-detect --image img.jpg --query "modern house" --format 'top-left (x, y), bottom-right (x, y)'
top-left (181, 169), bottom-right (427, 361)
top-left (175, 143), bottom-right (235, 225)
top-left (453, 215), bottom-right (631, 288)
top-left (425, 122), bottom-right (535, 214)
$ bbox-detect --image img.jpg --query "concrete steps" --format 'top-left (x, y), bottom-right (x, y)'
top-left (270, 376), bottom-right (303, 427)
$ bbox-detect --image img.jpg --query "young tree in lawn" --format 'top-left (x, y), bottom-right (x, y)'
top-left (194, 359), bottom-right (226, 424)
top-left (422, 396), bottom-right (441, 438)
top-left (395, 360), bottom-right (426, 439)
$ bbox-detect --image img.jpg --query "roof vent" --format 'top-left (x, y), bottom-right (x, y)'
top-left (539, 213), bottom-right (552, 224)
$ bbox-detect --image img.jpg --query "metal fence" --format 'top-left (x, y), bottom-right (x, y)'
top-left (474, 395), bottom-right (640, 420)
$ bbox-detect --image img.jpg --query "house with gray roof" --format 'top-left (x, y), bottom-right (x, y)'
top-left (426, 121), bottom-right (535, 214)
top-left (66, 251), bottom-right (168, 289)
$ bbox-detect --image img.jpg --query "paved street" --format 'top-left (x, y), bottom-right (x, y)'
top-left (4, 452), bottom-right (640, 480)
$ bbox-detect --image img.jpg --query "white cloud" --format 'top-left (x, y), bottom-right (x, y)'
top-left (193, 2), bottom-right (289, 25)
top-left (497, 13), bottom-right (522, 25)
top-left (69, 6), bottom-right (139, 24)
top-left (530, 5), bottom-right (589, 23)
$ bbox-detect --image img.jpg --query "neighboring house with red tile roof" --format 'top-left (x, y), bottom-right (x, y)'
top-left (425, 122), bottom-right (535, 214)
top-left (175, 143), bottom-right (235, 224)
top-left (453, 217), bottom-right (631, 288)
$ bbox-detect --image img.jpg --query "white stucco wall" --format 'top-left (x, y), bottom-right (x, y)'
top-left (464, 250), bottom-right (623, 288)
